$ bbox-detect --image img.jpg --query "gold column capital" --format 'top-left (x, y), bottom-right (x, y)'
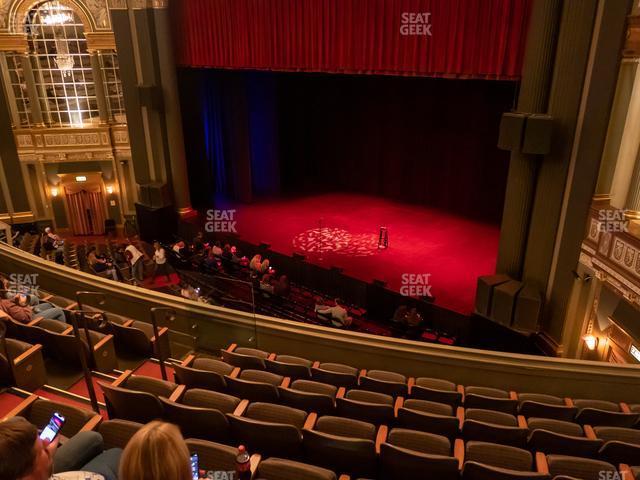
top-left (0, 33), bottom-right (28, 54)
top-left (86, 32), bottom-right (117, 52)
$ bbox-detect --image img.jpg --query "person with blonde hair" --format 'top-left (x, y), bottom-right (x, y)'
top-left (119, 421), bottom-right (192, 480)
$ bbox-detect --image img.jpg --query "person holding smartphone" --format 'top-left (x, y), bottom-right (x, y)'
top-left (0, 416), bottom-right (121, 480)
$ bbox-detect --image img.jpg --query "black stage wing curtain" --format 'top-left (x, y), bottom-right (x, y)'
top-left (172, 0), bottom-right (531, 80)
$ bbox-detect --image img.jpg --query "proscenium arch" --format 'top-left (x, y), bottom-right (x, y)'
top-left (8, 0), bottom-right (96, 34)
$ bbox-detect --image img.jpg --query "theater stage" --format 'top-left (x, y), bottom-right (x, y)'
top-left (224, 193), bottom-right (500, 314)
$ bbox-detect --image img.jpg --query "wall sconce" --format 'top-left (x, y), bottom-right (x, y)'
top-left (50, 187), bottom-right (59, 197)
top-left (75, 175), bottom-right (87, 182)
top-left (582, 334), bottom-right (599, 351)
top-left (106, 185), bottom-right (114, 195)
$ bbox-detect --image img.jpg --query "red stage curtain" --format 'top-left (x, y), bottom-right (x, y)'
top-left (172, 0), bottom-right (531, 80)
top-left (64, 185), bottom-right (107, 236)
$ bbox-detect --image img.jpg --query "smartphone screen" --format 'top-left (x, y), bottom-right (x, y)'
top-left (39, 412), bottom-right (65, 442)
top-left (190, 452), bottom-right (199, 480)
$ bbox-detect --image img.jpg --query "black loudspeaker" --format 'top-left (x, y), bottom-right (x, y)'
top-left (522, 114), bottom-right (553, 155)
top-left (135, 203), bottom-right (177, 242)
top-left (475, 274), bottom-right (511, 316)
top-left (490, 280), bottom-right (524, 328)
top-left (513, 284), bottom-right (542, 333)
top-left (138, 182), bottom-right (172, 208)
top-left (497, 112), bottom-right (526, 151)
top-left (138, 84), bottom-right (164, 112)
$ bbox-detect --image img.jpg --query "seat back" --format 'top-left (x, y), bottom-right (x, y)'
top-left (519, 401), bottom-right (577, 422)
top-left (462, 462), bottom-right (551, 480)
top-left (359, 372), bottom-right (408, 397)
top-left (336, 394), bottom-right (394, 425)
top-left (246, 402), bottom-right (308, 429)
top-left (575, 408), bottom-right (640, 428)
top-left (185, 439), bottom-right (237, 473)
top-left (465, 388), bottom-right (518, 415)
top-left (380, 441), bottom-right (458, 480)
top-left (278, 386), bottom-right (336, 415)
top-left (159, 397), bottom-right (230, 442)
top-left (265, 358), bottom-right (312, 380)
top-left (173, 364), bottom-right (227, 392)
top-left (225, 375), bottom-right (280, 403)
top-left (397, 406), bottom-right (460, 441)
top-left (463, 410), bottom-right (527, 448)
top-left (546, 454), bottom-right (617, 480)
top-left (100, 383), bottom-right (164, 423)
top-left (227, 414), bottom-right (303, 458)
top-left (595, 427), bottom-right (640, 465)
top-left (99, 419), bottom-right (144, 450)
top-left (124, 375), bottom-right (177, 398)
top-left (310, 365), bottom-right (358, 388)
top-left (181, 388), bottom-right (241, 414)
top-left (527, 429), bottom-right (603, 457)
top-left (109, 322), bottom-right (152, 356)
top-left (221, 348), bottom-right (266, 370)
top-left (28, 398), bottom-right (95, 438)
top-left (302, 429), bottom-right (376, 478)
top-left (257, 457), bottom-right (337, 480)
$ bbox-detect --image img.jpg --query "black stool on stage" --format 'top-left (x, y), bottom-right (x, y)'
top-left (378, 226), bottom-right (388, 249)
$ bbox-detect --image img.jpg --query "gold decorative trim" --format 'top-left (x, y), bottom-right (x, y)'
top-left (108, 0), bottom-right (128, 10)
top-left (0, 32), bottom-right (28, 53)
top-left (86, 32), bottom-right (116, 52)
top-left (0, 211), bottom-right (34, 222)
top-left (625, 210), bottom-right (640, 221)
top-left (10, 0), bottom-right (96, 33)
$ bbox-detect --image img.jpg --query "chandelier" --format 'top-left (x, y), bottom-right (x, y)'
top-left (54, 35), bottom-right (74, 77)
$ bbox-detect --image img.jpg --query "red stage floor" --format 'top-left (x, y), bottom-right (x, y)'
top-left (228, 193), bottom-right (500, 314)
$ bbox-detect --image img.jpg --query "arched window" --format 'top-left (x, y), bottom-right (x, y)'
top-left (6, 0), bottom-right (125, 127)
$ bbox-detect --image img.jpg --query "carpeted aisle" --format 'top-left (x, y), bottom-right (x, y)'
top-left (223, 193), bottom-right (500, 314)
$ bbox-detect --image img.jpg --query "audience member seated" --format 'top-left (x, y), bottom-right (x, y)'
top-left (260, 273), bottom-right (275, 294)
top-left (119, 421), bottom-right (192, 480)
top-left (250, 254), bottom-right (271, 275)
top-left (87, 247), bottom-right (118, 281)
top-left (315, 298), bottom-right (353, 328)
top-left (192, 231), bottom-right (206, 254)
top-left (124, 243), bottom-right (145, 284)
top-left (172, 240), bottom-right (188, 257)
top-left (0, 416), bottom-right (121, 480)
top-left (210, 241), bottom-right (223, 257)
top-left (42, 227), bottom-right (64, 264)
top-left (0, 294), bottom-right (66, 323)
top-left (273, 274), bottom-right (291, 297)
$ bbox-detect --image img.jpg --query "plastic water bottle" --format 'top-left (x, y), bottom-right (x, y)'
top-left (235, 445), bottom-right (251, 480)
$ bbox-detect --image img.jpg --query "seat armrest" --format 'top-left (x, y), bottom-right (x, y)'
top-left (249, 453), bottom-right (261, 478)
top-left (535, 452), bottom-right (549, 474)
top-left (229, 367), bottom-right (241, 378)
top-left (181, 354), bottom-right (196, 367)
top-left (226, 343), bottom-right (238, 352)
top-left (510, 391), bottom-right (518, 401)
top-left (336, 387), bottom-right (346, 399)
top-left (280, 377), bottom-right (291, 388)
top-left (92, 334), bottom-right (113, 351)
top-left (620, 464), bottom-right (634, 480)
top-left (375, 425), bottom-right (388, 454)
top-left (112, 369), bottom-right (133, 388)
top-left (122, 319), bottom-right (134, 327)
top-left (394, 397), bottom-right (404, 417)
top-left (564, 398), bottom-right (574, 407)
top-left (66, 302), bottom-right (78, 310)
top-left (407, 377), bottom-right (415, 394)
top-left (454, 438), bottom-right (464, 470)
top-left (620, 402), bottom-right (631, 414)
top-left (169, 385), bottom-right (186, 402)
top-left (233, 399), bottom-right (250, 417)
top-left (304, 412), bottom-right (318, 430)
top-left (457, 384), bottom-right (465, 402)
top-left (312, 361), bottom-right (320, 368)
top-left (457, 407), bottom-right (465, 429)
top-left (61, 326), bottom-right (74, 335)
top-left (267, 353), bottom-right (276, 360)
top-left (150, 327), bottom-right (168, 343)
top-left (2, 394), bottom-right (38, 421)
top-left (338, 476), bottom-right (351, 480)
top-left (28, 316), bottom-right (44, 326)
top-left (80, 415), bottom-right (103, 432)
top-left (517, 415), bottom-right (527, 429)
top-left (12, 344), bottom-right (43, 366)
top-left (584, 425), bottom-right (597, 440)
top-left (359, 369), bottom-right (367, 380)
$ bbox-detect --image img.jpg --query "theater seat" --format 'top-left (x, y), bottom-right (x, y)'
top-left (180, 388), bottom-right (241, 414)
top-left (518, 393), bottom-right (577, 422)
top-left (221, 345), bottom-right (269, 370)
top-left (527, 417), bottom-right (603, 458)
top-left (594, 426), bottom-right (640, 465)
top-left (174, 356), bottom-right (235, 391)
top-left (159, 397), bottom-right (231, 443)
top-left (544, 454), bottom-right (618, 480)
top-left (573, 399), bottom-right (640, 428)
top-left (380, 428), bottom-right (460, 480)
top-left (278, 379), bottom-right (339, 415)
top-left (311, 362), bottom-right (359, 388)
top-left (302, 415), bottom-right (378, 478)
top-left (336, 389), bottom-right (395, 425)
top-left (462, 441), bottom-right (549, 480)
top-left (227, 402), bottom-right (306, 458)
top-left (465, 386), bottom-right (518, 415)
top-left (256, 457), bottom-right (337, 480)
top-left (396, 398), bottom-right (461, 441)
top-left (462, 408), bottom-right (529, 448)
top-left (266, 354), bottom-right (313, 379)
top-left (225, 369), bottom-right (284, 403)
top-left (359, 369), bottom-right (408, 397)
top-left (186, 438), bottom-right (257, 475)
top-left (99, 419), bottom-right (144, 450)
top-left (0, 337), bottom-right (46, 391)
top-left (410, 377), bottom-right (463, 408)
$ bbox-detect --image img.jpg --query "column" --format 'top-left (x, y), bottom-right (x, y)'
top-left (19, 54), bottom-right (44, 126)
top-left (496, 0), bottom-right (563, 277)
top-left (152, 0), bottom-right (194, 215)
top-left (89, 51), bottom-right (110, 124)
top-left (0, 53), bottom-right (20, 126)
top-left (625, 152), bottom-right (640, 219)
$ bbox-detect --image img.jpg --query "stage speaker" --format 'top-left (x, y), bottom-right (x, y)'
top-left (522, 114), bottom-right (553, 155)
top-left (138, 182), bottom-right (172, 209)
top-left (138, 84), bottom-right (164, 112)
top-left (497, 112), bottom-right (526, 152)
top-left (475, 274), bottom-right (511, 316)
top-left (513, 284), bottom-right (542, 333)
top-left (490, 280), bottom-right (524, 328)
top-left (135, 203), bottom-right (177, 242)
